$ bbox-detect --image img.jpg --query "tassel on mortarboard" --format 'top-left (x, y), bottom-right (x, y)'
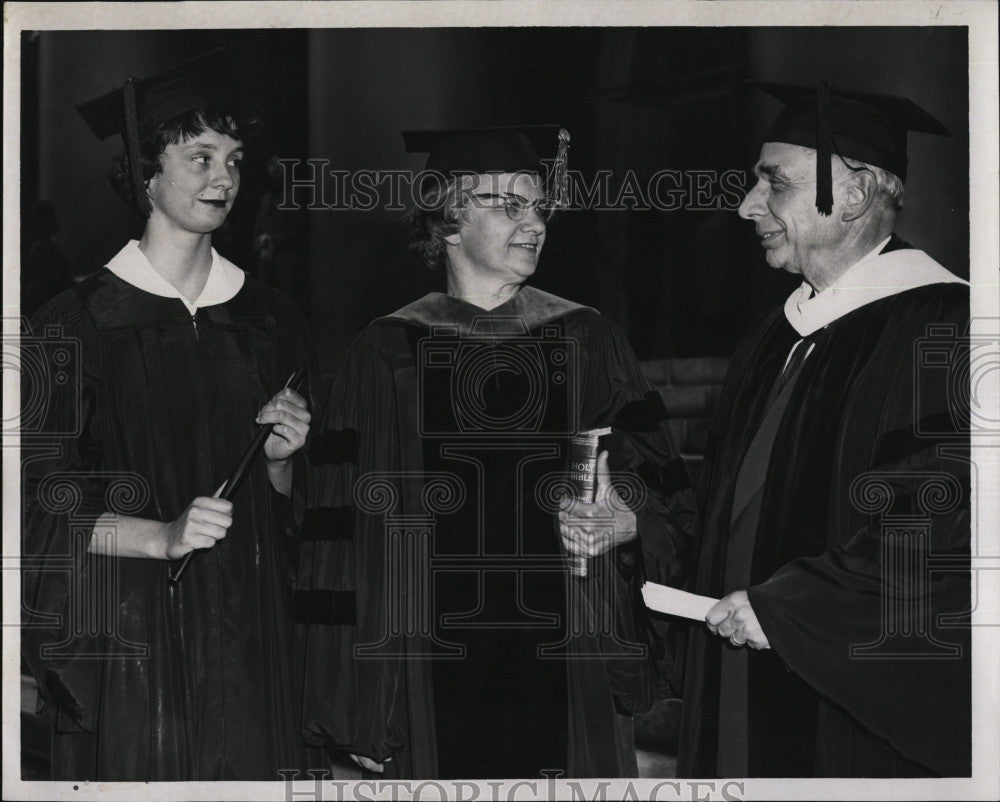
top-left (123, 77), bottom-right (152, 217)
top-left (554, 128), bottom-right (571, 209)
top-left (403, 125), bottom-right (563, 177)
top-left (815, 81), bottom-right (833, 216)
top-left (750, 79), bottom-right (950, 200)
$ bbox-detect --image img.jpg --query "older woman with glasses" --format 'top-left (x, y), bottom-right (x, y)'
top-left (296, 126), bottom-right (698, 779)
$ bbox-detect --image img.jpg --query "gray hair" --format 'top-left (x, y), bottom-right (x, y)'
top-left (406, 175), bottom-right (473, 273)
top-left (836, 155), bottom-right (905, 212)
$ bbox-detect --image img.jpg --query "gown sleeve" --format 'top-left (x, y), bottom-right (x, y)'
top-left (746, 289), bottom-right (971, 775)
top-left (576, 313), bottom-right (701, 709)
top-left (296, 322), bottom-right (407, 764)
top-left (21, 290), bottom-right (110, 731)
top-left (268, 290), bottom-right (321, 577)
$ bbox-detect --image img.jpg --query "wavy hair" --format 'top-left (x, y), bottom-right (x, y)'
top-left (110, 107), bottom-right (257, 217)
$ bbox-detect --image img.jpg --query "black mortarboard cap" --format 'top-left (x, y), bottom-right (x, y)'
top-left (403, 125), bottom-right (572, 205)
top-left (750, 81), bottom-right (950, 215)
top-left (77, 48), bottom-right (245, 215)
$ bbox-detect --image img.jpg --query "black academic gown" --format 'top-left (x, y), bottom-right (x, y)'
top-left (21, 269), bottom-right (321, 780)
top-left (297, 286), bottom-right (698, 779)
top-left (677, 270), bottom-right (971, 778)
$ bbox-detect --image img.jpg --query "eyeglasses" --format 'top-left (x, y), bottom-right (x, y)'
top-left (470, 192), bottom-right (559, 223)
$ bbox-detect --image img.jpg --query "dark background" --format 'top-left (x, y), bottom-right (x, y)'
top-left (14, 25), bottom-right (974, 781)
top-left (20, 27), bottom-right (969, 377)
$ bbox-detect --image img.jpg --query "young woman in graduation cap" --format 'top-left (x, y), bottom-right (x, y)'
top-left (296, 126), bottom-right (699, 779)
top-left (21, 49), bottom-right (321, 780)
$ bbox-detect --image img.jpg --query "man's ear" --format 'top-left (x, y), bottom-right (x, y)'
top-left (840, 169), bottom-right (877, 223)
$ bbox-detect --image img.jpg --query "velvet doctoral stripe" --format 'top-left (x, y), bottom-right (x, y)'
top-left (298, 294), bottom-right (699, 778)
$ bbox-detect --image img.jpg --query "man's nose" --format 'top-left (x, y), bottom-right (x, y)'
top-left (738, 181), bottom-right (766, 220)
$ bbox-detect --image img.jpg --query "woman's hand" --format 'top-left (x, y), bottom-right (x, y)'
top-left (349, 753), bottom-right (388, 774)
top-left (258, 387), bottom-right (311, 462)
top-left (160, 491), bottom-right (233, 560)
top-left (257, 387), bottom-right (311, 495)
top-left (558, 451), bottom-right (638, 558)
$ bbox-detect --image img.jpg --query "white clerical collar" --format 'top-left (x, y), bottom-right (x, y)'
top-left (106, 240), bottom-right (245, 315)
top-left (784, 237), bottom-right (967, 336)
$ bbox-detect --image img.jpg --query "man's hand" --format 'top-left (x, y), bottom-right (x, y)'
top-left (257, 387), bottom-right (310, 495)
top-left (558, 450), bottom-right (638, 558)
top-left (705, 590), bottom-right (770, 650)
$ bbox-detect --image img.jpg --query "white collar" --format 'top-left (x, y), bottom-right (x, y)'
top-left (784, 238), bottom-right (967, 336)
top-left (105, 240), bottom-right (245, 315)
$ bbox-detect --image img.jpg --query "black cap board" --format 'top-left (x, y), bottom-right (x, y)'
top-left (77, 48), bottom-right (244, 140)
top-left (403, 125), bottom-right (563, 174)
top-left (402, 125), bottom-right (571, 206)
top-left (76, 48), bottom-right (247, 215)
top-left (749, 81), bottom-right (950, 214)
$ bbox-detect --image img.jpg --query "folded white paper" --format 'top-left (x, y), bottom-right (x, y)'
top-left (641, 582), bottom-right (718, 621)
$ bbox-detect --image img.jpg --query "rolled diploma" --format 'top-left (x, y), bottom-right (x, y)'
top-left (641, 581), bottom-right (718, 621)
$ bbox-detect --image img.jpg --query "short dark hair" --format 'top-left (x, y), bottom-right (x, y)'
top-left (110, 107), bottom-right (257, 216)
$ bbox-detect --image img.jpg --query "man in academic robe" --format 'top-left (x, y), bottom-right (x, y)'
top-left (296, 127), bottom-right (699, 778)
top-left (677, 82), bottom-right (971, 778)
